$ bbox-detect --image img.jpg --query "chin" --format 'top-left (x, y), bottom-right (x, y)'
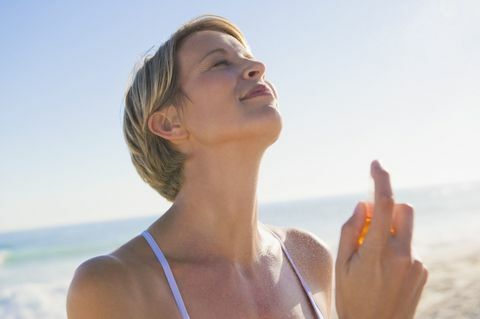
top-left (254, 104), bottom-right (283, 146)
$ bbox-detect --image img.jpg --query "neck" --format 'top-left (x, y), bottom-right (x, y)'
top-left (151, 144), bottom-right (271, 267)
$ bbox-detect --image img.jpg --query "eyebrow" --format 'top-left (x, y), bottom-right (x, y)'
top-left (197, 47), bottom-right (253, 66)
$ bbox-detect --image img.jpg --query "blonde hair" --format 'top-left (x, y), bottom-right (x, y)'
top-left (123, 15), bottom-right (250, 202)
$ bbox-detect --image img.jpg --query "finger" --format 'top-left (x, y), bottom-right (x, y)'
top-left (407, 261), bottom-right (429, 311)
top-left (337, 202), bottom-right (368, 266)
top-left (392, 203), bottom-right (414, 254)
top-left (357, 202), bottom-right (397, 247)
top-left (403, 264), bottom-right (429, 318)
top-left (365, 160), bottom-right (395, 248)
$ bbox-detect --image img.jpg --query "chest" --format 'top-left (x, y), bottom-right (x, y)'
top-left (140, 257), bottom-right (321, 319)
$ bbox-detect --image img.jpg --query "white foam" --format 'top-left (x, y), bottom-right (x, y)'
top-left (0, 280), bottom-right (68, 319)
top-left (0, 250), bottom-right (9, 266)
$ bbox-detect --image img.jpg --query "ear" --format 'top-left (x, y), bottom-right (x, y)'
top-left (147, 105), bottom-right (188, 143)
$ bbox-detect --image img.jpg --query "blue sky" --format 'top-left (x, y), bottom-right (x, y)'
top-left (1, 0), bottom-right (479, 232)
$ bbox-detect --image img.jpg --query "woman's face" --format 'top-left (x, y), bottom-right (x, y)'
top-left (176, 30), bottom-right (282, 150)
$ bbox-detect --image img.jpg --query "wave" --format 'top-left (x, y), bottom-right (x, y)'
top-left (0, 244), bottom-right (110, 268)
top-left (0, 250), bottom-right (9, 266)
top-left (0, 280), bottom-right (68, 319)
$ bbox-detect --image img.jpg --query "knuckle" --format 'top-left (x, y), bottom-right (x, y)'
top-left (379, 168), bottom-right (390, 178)
top-left (423, 265), bottom-right (429, 276)
top-left (412, 258), bottom-right (425, 273)
top-left (340, 222), bottom-right (353, 234)
top-left (378, 195), bottom-right (395, 207)
top-left (398, 203), bottom-right (414, 214)
top-left (396, 253), bottom-right (413, 267)
top-left (423, 267), bottom-right (429, 278)
top-left (363, 248), bottom-right (383, 264)
top-left (423, 267), bottom-right (429, 282)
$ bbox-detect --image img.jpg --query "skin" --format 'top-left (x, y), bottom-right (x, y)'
top-left (335, 161), bottom-right (428, 319)
top-left (67, 30), bottom-right (428, 319)
top-left (67, 30), bottom-right (333, 319)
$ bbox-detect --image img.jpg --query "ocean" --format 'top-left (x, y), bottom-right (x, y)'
top-left (1, 181), bottom-right (479, 319)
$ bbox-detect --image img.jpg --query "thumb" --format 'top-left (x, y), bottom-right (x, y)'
top-left (337, 202), bottom-right (367, 266)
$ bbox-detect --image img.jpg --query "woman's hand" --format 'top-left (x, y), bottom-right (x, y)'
top-left (335, 160), bottom-right (428, 319)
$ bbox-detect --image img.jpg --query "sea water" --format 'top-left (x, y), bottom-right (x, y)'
top-left (1, 181), bottom-right (479, 319)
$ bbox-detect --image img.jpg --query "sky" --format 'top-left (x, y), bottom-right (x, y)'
top-left (0, 0), bottom-right (479, 232)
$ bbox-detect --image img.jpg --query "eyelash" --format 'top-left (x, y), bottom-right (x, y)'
top-left (212, 59), bottom-right (230, 68)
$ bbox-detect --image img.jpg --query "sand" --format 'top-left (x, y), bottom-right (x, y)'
top-left (330, 246), bottom-right (480, 319)
top-left (414, 246), bottom-right (480, 319)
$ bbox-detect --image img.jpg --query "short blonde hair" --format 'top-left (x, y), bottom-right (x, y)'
top-left (123, 15), bottom-right (250, 202)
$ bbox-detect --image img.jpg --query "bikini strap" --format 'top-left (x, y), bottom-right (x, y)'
top-left (141, 230), bottom-right (191, 319)
top-left (268, 228), bottom-right (326, 319)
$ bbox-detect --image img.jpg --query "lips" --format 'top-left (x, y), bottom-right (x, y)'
top-left (240, 84), bottom-right (273, 101)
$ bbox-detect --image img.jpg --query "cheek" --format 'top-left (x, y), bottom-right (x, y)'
top-left (182, 73), bottom-right (242, 142)
top-left (186, 108), bottom-right (242, 144)
top-left (190, 71), bottom-right (239, 114)
top-left (201, 71), bottom-right (237, 97)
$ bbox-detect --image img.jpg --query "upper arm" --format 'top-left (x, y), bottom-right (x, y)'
top-left (66, 255), bottom-right (136, 319)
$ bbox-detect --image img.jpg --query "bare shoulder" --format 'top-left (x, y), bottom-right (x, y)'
top-left (66, 254), bottom-right (138, 319)
top-left (265, 224), bottom-right (334, 270)
top-left (264, 224), bottom-right (333, 317)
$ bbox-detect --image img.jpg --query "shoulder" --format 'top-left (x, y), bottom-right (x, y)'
top-left (265, 224), bottom-right (334, 271)
top-left (66, 254), bottom-right (139, 319)
top-left (265, 224), bottom-right (333, 317)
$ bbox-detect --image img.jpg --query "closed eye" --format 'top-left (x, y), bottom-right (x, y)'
top-left (212, 59), bottom-right (230, 68)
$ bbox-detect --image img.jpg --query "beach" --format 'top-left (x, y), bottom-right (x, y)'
top-left (415, 246), bottom-right (480, 319)
top-left (1, 181), bottom-right (479, 318)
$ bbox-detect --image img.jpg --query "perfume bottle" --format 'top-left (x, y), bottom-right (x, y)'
top-left (357, 215), bottom-right (396, 246)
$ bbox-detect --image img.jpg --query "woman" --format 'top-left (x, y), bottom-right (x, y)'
top-left (67, 15), bottom-right (428, 319)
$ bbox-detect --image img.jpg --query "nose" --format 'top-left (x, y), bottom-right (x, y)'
top-left (242, 59), bottom-right (266, 81)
